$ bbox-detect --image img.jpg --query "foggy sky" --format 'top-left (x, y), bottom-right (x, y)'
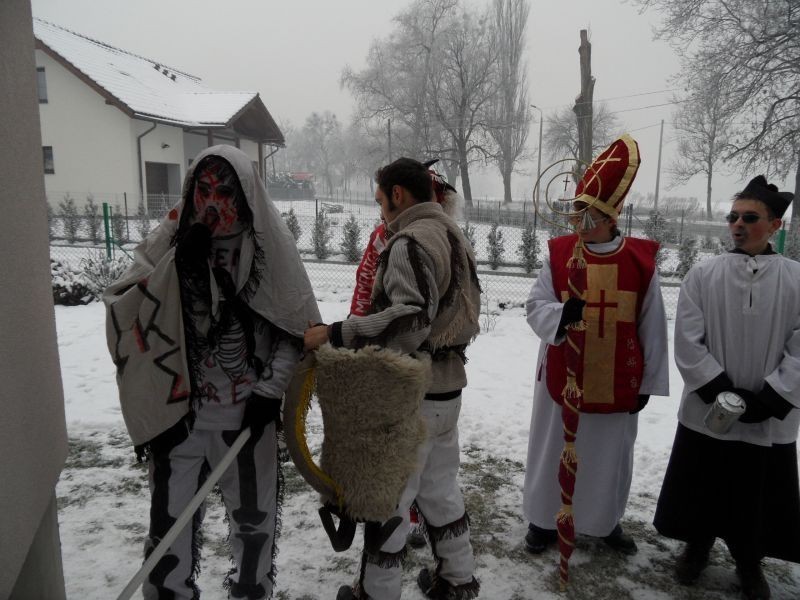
top-left (30, 0), bottom-right (789, 211)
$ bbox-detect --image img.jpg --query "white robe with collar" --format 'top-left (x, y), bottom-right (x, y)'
top-left (522, 236), bottom-right (670, 536)
top-left (675, 251), bottom-right (800, 446)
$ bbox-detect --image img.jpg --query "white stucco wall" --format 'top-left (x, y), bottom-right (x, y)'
top-left (37, 50), bottom-right (188, 212)
top-left (36, 49), bottom-right (137, 208)
top-left (36, 49), bottom-right (265, 212)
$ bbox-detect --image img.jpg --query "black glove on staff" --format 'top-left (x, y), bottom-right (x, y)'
top-left (629, 394), bottom-right (650, 414)
top-left (241, 394), bottom-right (282, 440)
top-left (556, 297), bottom-right (586, 337)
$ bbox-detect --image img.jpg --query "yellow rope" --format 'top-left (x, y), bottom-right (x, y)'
top-left (293, 366), bottom-right (345, 509)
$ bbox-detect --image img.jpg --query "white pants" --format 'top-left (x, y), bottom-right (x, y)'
top-left (361, 396), bottom-right (475, 600)
top-left (143, 423), bottom-right (279, 600)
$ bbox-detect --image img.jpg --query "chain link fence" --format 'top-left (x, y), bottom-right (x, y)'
top-left (47, 191), bottom-right (800, 319)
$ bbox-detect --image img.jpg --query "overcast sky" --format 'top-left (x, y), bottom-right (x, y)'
top-left (31, 0), bottom-right (790, 211)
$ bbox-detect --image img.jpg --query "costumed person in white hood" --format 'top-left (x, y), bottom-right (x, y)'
top-left (654, 176), bottom-right (800, 600)
top-left (305, 157), bottom-right (481, 600)
top-left (104, 145), bottom-right (320, 600)
top-left (522, 135), bottom-right (669, 566)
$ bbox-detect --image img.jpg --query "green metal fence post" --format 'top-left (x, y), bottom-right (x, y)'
top-left (776, 224), bottom-right (787, 254)
top-left (103, 202), bottom-right (112, 259)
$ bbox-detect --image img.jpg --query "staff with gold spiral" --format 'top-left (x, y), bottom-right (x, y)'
top-left (528, 134), bottom-right (647, 588)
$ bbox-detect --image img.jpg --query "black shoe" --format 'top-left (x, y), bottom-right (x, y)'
top-left (603, 523), bottom-right (638, 555)
top-left (675, 539), bottom-right (714, 585)
top-left (736, 560), bottom-right (771, 600)
top-left (524, 523), bottom-right (557, 554)
top-left (417, 567), bottom-right (480, 600)
top-left (336, 584), bottom-right (365, 600)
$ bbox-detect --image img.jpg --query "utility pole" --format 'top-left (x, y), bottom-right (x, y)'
top-left (654, 119), bottom-right (664, 212)
top-left (387, 118), bottom-right (392, 162)
top-left (531, 104), bottom-right (544, 207)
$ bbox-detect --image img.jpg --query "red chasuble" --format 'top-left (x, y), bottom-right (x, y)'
top-left (545, 234), bottom-right (658, 413)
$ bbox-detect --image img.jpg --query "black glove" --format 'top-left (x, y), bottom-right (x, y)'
top-left (739, 383), bottom-right (793, 423)
top-left (630, 394), bottom-right (650, 414)
top-left (556, 297), bottom-right (586, 336)
top-left (694, 372), bottom-right (734, 404)
top-left (175, 223), bottom-right (212, 271)
top-left (241, 394), bottom-right (281, 439)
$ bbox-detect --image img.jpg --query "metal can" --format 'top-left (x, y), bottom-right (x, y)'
top-left (704, 391), bottom-right (746, 434)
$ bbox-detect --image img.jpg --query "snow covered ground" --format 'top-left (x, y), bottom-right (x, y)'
top-left (55, 280), bottom-right (800, 599)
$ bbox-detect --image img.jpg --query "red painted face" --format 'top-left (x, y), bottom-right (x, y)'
top-left (192, 160), bottom-right (241, 235)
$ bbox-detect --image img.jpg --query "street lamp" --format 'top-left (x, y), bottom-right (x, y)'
top-left (530, 104), bottom-right (544, 207)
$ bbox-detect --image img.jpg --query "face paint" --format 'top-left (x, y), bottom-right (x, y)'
top-left (192, 159), bottom-right (242, 236)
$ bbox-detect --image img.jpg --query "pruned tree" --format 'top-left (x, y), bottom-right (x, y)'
top-left (668, 67), bottom-right (737, 219)
top-left (485, 0), bottom-right (532, 204)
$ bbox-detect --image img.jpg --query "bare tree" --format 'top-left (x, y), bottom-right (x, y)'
top-left (429, 5), bottom-right (498, 205)
top-left (543, 102), bottom-right (622, 182)
top-left (485, 0), bottom-right (532, 204)
top-left (636, 0), bottom-right (800, 229)
top-left (341, 0), bottom-right (459, 161)
top-left (668, 66), bottom-right (737, 219)
top-left (297, 111), bottom-right (342, 194)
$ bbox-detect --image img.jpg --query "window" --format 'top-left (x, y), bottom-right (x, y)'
top-left (43, 146), bottom-right (54, 174)
top-left (36, 67), bottom-right (48, 103)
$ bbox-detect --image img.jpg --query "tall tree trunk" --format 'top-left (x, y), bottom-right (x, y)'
top-left (792, 155), bottom-right (800, 235)
top-left (502, 165), bottom-right (513, 204)
top-left (573, 30), bottom-right (594, 179)
top-left (458, 140), bottom-right (473, 207)
top-left (705, 164), bottom-right (713, 220)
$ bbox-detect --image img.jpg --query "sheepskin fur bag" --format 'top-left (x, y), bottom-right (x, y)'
top-left (314, 343), bottom-right (430, 522)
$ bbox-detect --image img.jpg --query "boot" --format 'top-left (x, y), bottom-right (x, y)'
top-left (417, 567), bottom-right (479, 600)
top-left (336, 584), bottom-right (369, 600)
top-left (736, 559), bottom-right (771, 600)
top-left (524, 523), bottom-right (557, 554)
top-left (675, 538), bottom-right (714, 585)
top-left (603, 523), bottom-right (638, 555)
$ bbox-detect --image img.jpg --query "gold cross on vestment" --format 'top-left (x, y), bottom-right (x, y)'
top-left (561, 263), bottom-right (637, 406)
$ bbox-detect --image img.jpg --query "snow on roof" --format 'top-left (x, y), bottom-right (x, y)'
top-left (33, 18), bottom-right (258, 128)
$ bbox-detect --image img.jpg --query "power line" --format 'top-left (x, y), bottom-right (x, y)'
top-left (541, 88), bottom-right (678, 110)
top-left (606, 101), bottom-right (683, 115)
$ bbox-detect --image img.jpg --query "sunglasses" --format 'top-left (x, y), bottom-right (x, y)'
top-left (725, 212), bottom-right (768, 224)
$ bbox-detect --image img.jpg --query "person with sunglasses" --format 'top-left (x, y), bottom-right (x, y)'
top-left (654, 175), bottom-right (800, 600)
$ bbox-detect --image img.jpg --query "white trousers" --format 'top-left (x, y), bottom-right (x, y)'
top-left (361, 396), bottom-right (475, 600)
top-left (143, 424), bottom-right (278, 600)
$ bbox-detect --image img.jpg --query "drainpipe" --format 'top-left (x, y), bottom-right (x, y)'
top-left (137, 121), bottom-right (157, 208)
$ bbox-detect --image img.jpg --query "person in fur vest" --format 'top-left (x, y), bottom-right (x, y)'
top-left (104, 145), bottom-right (320, 600)
top-left (348, 160), bottom-right (463, 550)
top-left (305, 157), bottom-right (481, 600)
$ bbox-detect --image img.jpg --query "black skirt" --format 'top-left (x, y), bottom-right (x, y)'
top-left (654, 423), bottom-right (800, 563)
